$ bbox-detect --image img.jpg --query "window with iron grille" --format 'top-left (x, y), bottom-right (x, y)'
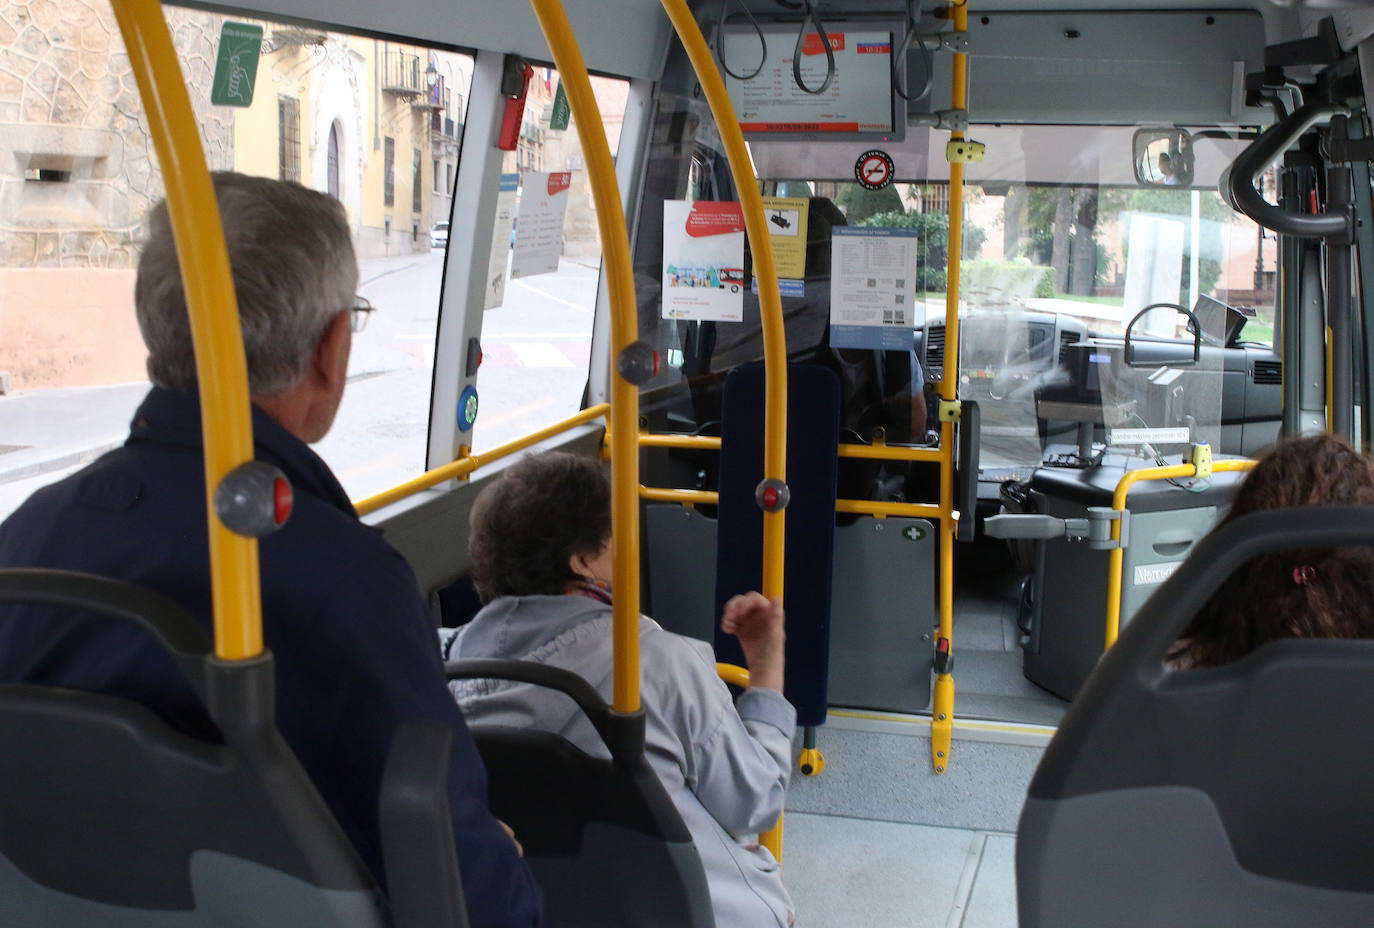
top-left (384, 137), bottom-right (395, 207)
top-left (278, 96), bottom-right (301, 183)
top-left (412, 148), bottom-right (422, 213)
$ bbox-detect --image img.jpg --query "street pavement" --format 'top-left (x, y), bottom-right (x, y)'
top-left (0, 249), bottom-right (600, 520)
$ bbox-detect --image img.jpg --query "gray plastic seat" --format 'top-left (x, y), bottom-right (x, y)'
top-left (448, 658), bottom-right (715, 928)
top-left (1018, 505), bottom-right (1374, 927)
top-left (0, 569), bottom-right (466, 928)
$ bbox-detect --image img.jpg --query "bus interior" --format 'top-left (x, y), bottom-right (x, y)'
top-left (2, 0), bottom-right (1373, 925)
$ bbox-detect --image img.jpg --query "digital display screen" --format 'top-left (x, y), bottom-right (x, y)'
top-left (720, 22), bottom-right (904, 141)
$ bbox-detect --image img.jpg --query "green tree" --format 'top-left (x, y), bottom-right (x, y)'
top-left (835, 184), bottom-right (903, 224)
top-left (857, 209), bottom-right (987, 292)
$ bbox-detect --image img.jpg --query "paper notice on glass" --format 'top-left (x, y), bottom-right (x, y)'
top-left (829, 226), bottom-right (921, 350)
top-left (511, 171), bottom-right (572, 279)
top-left (760, 195), bottom-right (809, 280)
top-left (484, 173), bottom-right (519, 309)
top-left (662, 200), bottom-right (746, 322)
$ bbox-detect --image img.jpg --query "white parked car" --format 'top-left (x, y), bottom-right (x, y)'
top-left (430, 220), bottom-right (449, 249)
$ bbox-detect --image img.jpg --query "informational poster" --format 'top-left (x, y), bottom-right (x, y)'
top-left (484, 173), bottom-right (519, 309)
top-left (760, 195), bottom-right (809, 281)
top-left (661, 200), bottom-right (746, 322)
top-left (828, 226), bottom-right (920, 350)
top-left (511, 171), bottom-right (572, 279)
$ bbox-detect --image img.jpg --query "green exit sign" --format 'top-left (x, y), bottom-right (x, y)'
top-left (211, 22), bottom-right (263, 107)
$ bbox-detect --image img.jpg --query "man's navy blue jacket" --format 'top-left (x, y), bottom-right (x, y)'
top-left (0, 387), bottom-right (542, 928)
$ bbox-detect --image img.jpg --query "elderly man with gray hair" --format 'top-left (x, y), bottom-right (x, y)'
top-left (0, 172), bottom-right (542, 928)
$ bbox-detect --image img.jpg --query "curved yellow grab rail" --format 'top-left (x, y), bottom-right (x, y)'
top-left (1105, 458), bottom-right (1256, 647)
top-left (355, 404), bottom-right (609, 517)
top-left (659, 0), bottom-right (788, 605)
top-left (716, 663), bottom-right (783, 861)
top-left (111, 0), bottom-right (262, 661)
top-left (529, 0), bottom-right (641, 713)
top-left (931, 0), bottom-right (970, 775)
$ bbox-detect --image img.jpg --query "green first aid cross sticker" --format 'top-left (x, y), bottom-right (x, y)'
top-left (211, 22), bottom-right (263, 107)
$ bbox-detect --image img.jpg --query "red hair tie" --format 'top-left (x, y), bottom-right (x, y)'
top-left (1293, 565), bottom-right (1316, 585)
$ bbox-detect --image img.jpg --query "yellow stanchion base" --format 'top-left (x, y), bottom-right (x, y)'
top-left (798, 747), bottom-right (826, 777)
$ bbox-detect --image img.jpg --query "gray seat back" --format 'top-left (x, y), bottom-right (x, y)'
top-left (1017, 506), bottom-right (1374, 927)
top-left (448, 658), bottom-right (715, 928)
top-left (0, 569), bottom-right (461, 927)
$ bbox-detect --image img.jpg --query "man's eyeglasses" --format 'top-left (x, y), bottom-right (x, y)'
top-left (350, 296), bottom-right (375, 334)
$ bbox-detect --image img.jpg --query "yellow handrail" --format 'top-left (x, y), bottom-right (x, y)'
top-left (355, 404), bottom-right (610, 516)
top-left (835, 500), bottom-right (943, 520)
top-left (528, 0), bottom-right (641, 713)
top-left (636, 432), bottom-right (942, 464)
top-left (716, 662), bottom-right (751, 689)
top-left (1104, 458), bottom-right (1256, 647)
top-left (659, 0), bottom-right (788, 607)
top-left (638, 433), bottom-right (723, 451)
top-left (715, 662), bottom-right (783, 861)
top-left (837, 442), bottom-right (943, 463)
top-left (111, 0), bottom-right (263, 661)
top-left (640, 487), bottom-right (720, 506)
top-left (931, 0), bottom-right (970, 775)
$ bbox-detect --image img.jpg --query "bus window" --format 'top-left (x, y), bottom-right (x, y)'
top-left (0, 3), bottom-right (474, 513)
top-left (471, 71), bottom-right (628, 453)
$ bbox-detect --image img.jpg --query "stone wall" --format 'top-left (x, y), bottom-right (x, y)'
top-left (0, 2), bottom-right (229, 388)
top-left (0, 2), bottom-right (232, 270)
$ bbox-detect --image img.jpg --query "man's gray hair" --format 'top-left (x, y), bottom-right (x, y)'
top-left (135, 172), bottom-right (359, 396)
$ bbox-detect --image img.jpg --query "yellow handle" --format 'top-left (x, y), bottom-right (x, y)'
top-left (716, 662), bottom-right (784, 862)
top-left (111, 0), bottom-right (263, 660)
top-left (1105, 458), bottom-right (1256, 648)
top-left (528, 0), bottom-right (641, 712)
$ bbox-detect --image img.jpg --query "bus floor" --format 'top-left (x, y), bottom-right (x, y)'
top-left (775, 553), bottom-right (1064, 925)
top-left (782, 714), bottom-right (1042, 927)
top-left (946, 558), bottom-right (1069, 728)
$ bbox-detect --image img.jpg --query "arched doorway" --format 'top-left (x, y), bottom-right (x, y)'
top-left (327, 122), bottom-right (340, 198)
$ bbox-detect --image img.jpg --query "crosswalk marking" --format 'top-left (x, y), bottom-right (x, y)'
top-left (509, 341), bottom-right (576, 368)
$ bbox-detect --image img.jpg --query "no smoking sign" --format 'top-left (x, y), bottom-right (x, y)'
top-left (854, 150), bottom-right (894, 190)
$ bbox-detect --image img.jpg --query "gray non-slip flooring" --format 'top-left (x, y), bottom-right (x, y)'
top-left (782, 813), bottom-right (1017, 928)
top-left (781, 718), bottom-right (1036, 927)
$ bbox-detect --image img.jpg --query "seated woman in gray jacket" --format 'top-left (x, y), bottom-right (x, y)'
top-left (440, 451), bottom-right (796, 928)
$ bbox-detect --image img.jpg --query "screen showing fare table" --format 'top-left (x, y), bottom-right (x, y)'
top-left (721, 25), bottom-right (896, 136)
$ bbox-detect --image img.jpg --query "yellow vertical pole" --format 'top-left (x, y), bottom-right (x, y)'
top-left (659, 0), bottom-right (788, 605)
top-left (931, 0), bottom-right (969, 774)
top-left (529, 0), bottom-right (641, 713)
top-left (659, 0), bottom-right (787, 861)
top-left (110, 0), bottom-right (263, 661)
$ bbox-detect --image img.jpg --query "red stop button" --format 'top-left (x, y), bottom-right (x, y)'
top-left (273, 477), bottom-right (294, 525)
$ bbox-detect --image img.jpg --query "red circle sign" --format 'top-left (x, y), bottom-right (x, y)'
top-left (855, 150), bottom-right (894, 190)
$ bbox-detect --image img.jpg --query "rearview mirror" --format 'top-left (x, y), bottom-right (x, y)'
top-left (1133, 128), bottom-right (1195, 188)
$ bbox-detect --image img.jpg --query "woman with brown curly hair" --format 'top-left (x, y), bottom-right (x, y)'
top-left (1169, 432), bottom-right (1374, 668)
top-left (440, 451), bottom-right (796, 928)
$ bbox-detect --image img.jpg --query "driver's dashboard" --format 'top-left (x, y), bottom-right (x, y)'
top-left (914, 311), bottom-right (1281, 457)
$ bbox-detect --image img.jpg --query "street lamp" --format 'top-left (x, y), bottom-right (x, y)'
top-left (425, 60), bottom-right (438, 89)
